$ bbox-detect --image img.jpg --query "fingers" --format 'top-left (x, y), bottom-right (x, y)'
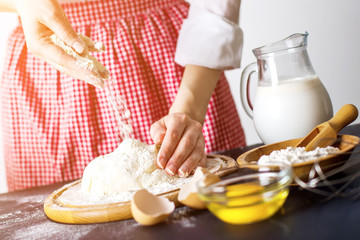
top-left (179, 147), bottom-right (207, 177)
top-left (14, 0), bottom-right (84, 54)
top-left (158, 115), bottom-right (187, 170)
top-left (151, 113), bottom-right (206, 177)
top-left (198, 153), bottom-right (207, 167)
top-left (175, 137), bottom-right (206, 177)
top-left (150, 119), bottom-right (166, 145)
top-left (35, 39), bottom-right (105, 88)
top-left (88, 55), bottom-right (109, 80)
top-left (150, 118), bottom-right (166, 148)
top-left (164, 122), bottom-right (203, 177)
top-left (150, 119), bottom-right (167, 168)
top-left (79, 34), bottom-right (105, 52)
top-left (46, 3), bottom-right (85, 54)
top-left (41, 36), bottom-right (105, 88)
top-left (14, 0), bottom-right (106, 88)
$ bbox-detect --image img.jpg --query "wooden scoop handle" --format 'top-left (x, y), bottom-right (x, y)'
top-left (328, 104), bottom-right (358, 133)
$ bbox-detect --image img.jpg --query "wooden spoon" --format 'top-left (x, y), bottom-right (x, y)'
top-left (296, 104), bottom-right (358, 151)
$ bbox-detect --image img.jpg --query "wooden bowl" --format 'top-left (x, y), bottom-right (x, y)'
top-left (237, 134), bottom-right (360, 182)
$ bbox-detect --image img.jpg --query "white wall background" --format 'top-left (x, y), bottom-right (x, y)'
top-left (227, 0), bottom-right (360, 146)
top-left (0, 0), bottom-right (359, 193)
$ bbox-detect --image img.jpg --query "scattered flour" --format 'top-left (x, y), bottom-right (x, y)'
top-left (104, 81), bottom-right (133, 139)
top-left (167, 207), bottom-right (197, 228)
top-left (11, 219), bottom-right (97, 240)
top-left (258, 146), bottom-right (340, 165)
top-left (1, 193), bottom-right (47, 205)
top-left (50, 33), bottom-right (133, 139)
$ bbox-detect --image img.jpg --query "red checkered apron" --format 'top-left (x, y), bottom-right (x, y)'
top-left (1, 0), bottom-right (246, 191)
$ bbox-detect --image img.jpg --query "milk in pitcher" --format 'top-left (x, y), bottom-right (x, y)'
top-left (253, 75), bottom-right (333, 144)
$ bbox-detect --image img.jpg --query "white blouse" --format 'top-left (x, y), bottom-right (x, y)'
top-left (175, 0), bottom-right (243, 70)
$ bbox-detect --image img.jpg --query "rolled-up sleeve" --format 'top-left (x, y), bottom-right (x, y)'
top-left (175, 0), bottom-right (243, 70)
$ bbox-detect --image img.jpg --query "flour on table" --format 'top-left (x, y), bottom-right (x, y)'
top-left (258, 146), bottom-right (340, 165)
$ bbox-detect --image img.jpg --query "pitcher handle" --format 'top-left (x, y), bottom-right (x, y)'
top-left (240, 62), bottom-right (257, 119)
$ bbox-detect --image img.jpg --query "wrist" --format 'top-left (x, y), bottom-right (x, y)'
top-left (169, 102), bottom-right (206, 125)
top-left (169, 64), bottom-right (221, 124)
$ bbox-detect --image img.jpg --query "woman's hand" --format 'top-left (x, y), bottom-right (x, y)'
top-left (150, 65), bottom-right (222, 177)
top-left (150, 113), bottom-right (207, 177)
top-left (12, 0), bottom-right (106, 88)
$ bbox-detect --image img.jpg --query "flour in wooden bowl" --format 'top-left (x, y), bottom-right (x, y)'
top-left (258, 146), bottom-right (340, 165)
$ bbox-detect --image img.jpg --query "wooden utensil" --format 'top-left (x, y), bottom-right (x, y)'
top-left (296, 104), bottom-right (358, 151)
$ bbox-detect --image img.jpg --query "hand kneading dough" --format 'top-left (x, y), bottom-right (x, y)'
top-left (81, 139), bottom-right (176, 196)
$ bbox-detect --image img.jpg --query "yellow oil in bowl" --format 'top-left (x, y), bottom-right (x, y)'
top-left (198, 163), bottom-right (292, 224)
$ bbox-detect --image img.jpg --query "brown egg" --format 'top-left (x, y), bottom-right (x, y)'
top-left (178, 167), bottom-right (221, 209)
top-left (131, 189), bottom-right (175, 226)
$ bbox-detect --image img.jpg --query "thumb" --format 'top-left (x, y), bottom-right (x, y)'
top-left (150, 119), bottom-right (166, 145)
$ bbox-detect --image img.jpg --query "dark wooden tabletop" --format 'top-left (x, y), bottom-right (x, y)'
top-left (1, 124), bottom-right (360, 240)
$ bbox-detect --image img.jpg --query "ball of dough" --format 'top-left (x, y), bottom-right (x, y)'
top-left (81, 138), bottom-right (160, 196)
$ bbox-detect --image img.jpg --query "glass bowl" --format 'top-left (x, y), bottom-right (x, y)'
top-left (197, 163), bottom-right (292, 224)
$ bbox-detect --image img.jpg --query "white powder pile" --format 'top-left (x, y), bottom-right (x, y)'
top-left (81, 138), bottom-right (183, 194)
top-left (57, 143), bottom-right (226, 206)
top-left (73, 138), bottom-right (191, 204)
top-left (258, 146), bottom-right (340, 165)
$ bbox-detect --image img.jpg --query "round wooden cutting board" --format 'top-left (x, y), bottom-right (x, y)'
top-left (44, 154), bottom-right (237, 224)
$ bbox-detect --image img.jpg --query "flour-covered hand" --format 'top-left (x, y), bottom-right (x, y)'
top-left (13, 0), bottom-right (107, 88)
top-left (150, 113), bottom-right (207, 177)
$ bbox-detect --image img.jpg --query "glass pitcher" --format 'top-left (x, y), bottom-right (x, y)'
top-left (240, 32), bottom-right (333, 144)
